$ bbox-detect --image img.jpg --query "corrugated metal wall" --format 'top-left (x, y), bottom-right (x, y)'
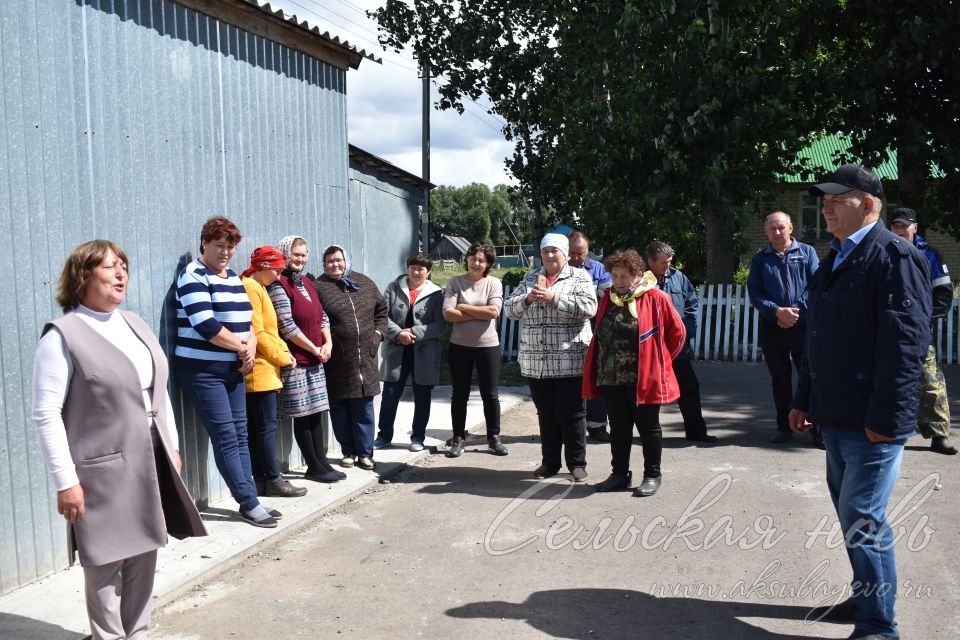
top-left (0, 0), bottom-right (361, 594)
top-left (347, 166), bottom-right (424, 288)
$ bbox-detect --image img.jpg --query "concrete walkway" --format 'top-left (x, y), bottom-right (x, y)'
top-left (0, 386), bottom-right (529, 640)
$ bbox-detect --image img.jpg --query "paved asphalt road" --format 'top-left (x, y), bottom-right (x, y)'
top-left (152, 363), bottom-right (959, 640)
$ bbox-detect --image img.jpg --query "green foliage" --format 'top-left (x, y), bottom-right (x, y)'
top-left (377, 1), bottom-right (960, 282)
top-left (500, 268), bottom-right (528, 288)
top-left (733, 265), bottom-right (750, 287)
top-left (428, 183), bottom-right (537, 247)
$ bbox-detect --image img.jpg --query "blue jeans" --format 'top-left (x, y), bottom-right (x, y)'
top-left (377, 351), bottom-right (433, 443)
top-left (330, 396), bottom-right (376, 458)
top-left (821, 425), bottom-right (905, 638)
top-left (246, 390), bottom-right (282, 483)
top-left (175, 359), bottom-right (259, 512)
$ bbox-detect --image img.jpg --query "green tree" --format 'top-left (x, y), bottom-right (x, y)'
top-left (376, 1), bottom-right (827, 282)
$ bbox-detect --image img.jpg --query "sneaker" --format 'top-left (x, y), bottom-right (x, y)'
top-left (571, 467), bottom-right (588, 482)
top-left (446, 430), bottom-right (469, 446)
top-left (357, 457), bottom-right (376, 470)
top-left (487, 436), bottom-right (509, 456)
top-left (447, 436), bottom-right (465, 458)
top-left (340, 456), bottom-right (355, 468)
top-left (265, 479), bottom-right (308, 497)
top-left (595, 471), bottom-right (632, 492)
top-left (373, 437), bottom-right (392, 449)
top-left (409, 440), bottom-right (425, 452)
top-left (533, 464), bottom-right (561, 479)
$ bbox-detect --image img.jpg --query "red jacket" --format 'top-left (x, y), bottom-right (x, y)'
top-left (582, 288), bottom-right (687, 405)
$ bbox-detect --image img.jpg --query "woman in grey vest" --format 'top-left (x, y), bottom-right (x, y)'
top-left (32, 240), bottom-right (207, 640)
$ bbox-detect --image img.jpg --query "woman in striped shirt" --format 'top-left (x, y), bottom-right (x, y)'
top-left (174, 217), bottom-right (281, 528)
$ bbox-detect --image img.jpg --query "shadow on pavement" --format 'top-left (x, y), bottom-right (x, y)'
top-left (447, 588), bottom-right (838, 639)
top-left (0, 613), bottom-right (88, 640)
top-left (400, 466), bottom-right (596, 500)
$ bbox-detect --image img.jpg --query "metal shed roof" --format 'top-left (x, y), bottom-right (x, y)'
top-left (175, 0), bottom-right (382, 69)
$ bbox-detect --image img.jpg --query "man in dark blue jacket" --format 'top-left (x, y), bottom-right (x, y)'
top-left (889, 207), bottom-right (957, 455)
top-left (790, 164), bottom-right (931, 640)
top-left (646, 241), bottom-right (716, 443)
top-left (748, 211), bottom-right (820, 445)
top-left (569, 231), bottom-right (612, 441)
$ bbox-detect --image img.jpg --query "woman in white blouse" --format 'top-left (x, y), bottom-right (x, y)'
top-left (32, 240), bottom-right (206, 640)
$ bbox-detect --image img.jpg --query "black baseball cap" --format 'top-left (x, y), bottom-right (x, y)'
top-left (890, 207), bottom-right (917, 225)
top-left (809, 163), bottom-right (885, 200)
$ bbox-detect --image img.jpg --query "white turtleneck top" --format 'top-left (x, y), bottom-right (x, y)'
top-left (31, 305), bottom-right (179, 491)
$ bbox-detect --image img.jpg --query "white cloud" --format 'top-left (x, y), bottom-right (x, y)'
top-left (264, 0), bottom-right (515, 187)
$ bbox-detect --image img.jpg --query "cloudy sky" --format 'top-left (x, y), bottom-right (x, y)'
top-left (266, 0), bottom-right (515, 187)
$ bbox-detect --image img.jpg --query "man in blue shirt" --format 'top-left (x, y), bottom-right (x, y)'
top-left (889, 207), bottom-right (957, 455)
top-left (569, 231), bottom-right (612, 441)
top-left (646, 241), bottom-right (717, 443)
top-left (747, 211), bottom-right (821, 446)
top-left (790, 163), bottom-right (931, 640)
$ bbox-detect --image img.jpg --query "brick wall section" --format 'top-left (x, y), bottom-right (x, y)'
top-left (743, 187), bottom-right (960, 279)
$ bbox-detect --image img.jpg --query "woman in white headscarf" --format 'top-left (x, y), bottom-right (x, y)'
top-left (504, 233), bottom-right (598, 482)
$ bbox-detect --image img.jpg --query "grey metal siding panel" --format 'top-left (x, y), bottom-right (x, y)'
top-left (0, 0), bottom-right (348, 593)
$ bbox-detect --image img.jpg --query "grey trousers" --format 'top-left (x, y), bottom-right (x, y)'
top-left (83, 549), bottom-right (157, 640)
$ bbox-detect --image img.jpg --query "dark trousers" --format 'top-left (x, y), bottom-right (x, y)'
top-left (377, 348), bottom-right (434, 443)
top-left (672, 358), bottom-right (708, 437)
top-left (586, 396), bottom-right (607, 427)
top-left (246, 390), bottom-right (282, 482)
top-left (330, 397), bottom-right (376, 459)
top-left (448, 343), bottom-right (501, 438)
top-left (293, 411), bottom-right (334, 474)
top-left (758, 321), bottom-right (805, 432)
top-left (527, 376), bottom-right (587, 471)
top-left (602, 385), bottom-right (662, 478)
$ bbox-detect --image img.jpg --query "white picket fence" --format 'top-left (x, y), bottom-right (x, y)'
top-left (498, 284), bottom-right (960, 364)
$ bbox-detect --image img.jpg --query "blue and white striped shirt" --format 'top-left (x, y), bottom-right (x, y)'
top-left (175, 260), bottom-right (252, 362)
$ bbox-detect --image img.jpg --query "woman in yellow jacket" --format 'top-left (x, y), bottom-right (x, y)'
top-left (241, 246), bottom-right (306, 497)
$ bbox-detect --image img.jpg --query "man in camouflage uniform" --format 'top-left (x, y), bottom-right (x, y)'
top-left (890, 207), bottom-right (957, 455)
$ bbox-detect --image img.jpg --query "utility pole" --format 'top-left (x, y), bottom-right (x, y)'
top-left (420, 58), bottom-right (431, 253)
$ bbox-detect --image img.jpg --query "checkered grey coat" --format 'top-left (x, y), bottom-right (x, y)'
top-left (505, 264), bottom-right (598, 378)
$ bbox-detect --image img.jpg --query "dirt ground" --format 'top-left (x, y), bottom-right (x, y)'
top-left (152, 365), bottom-right (960, 640)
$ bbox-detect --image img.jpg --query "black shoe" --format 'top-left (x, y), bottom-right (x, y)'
top-left (932, 436), bottom-right (958, 455)
top-left (769, 431), bottom-right (793, 443)
top-left (595, 471), bottom-right (632, 492)
top-left (846, 633), bottom-right (894, 640)
top-left (587, 427), bottom-right (610, 442)
top-left (807, 597), bottom-right (858, 623)
top-left (265, 480), bottom-right (308, 497)
top-left (686, 433), bottom-right (718, 443)
top-left (447, 436), bottom-right (465, 458)
top-left (254, 478), bottom-right (267, 496)
top-left (533, 465), bottom-right (561, 479)
top-left (304, 470), bottom-right (343, 483)
top-left (633, 476), bottom-right (661, 497)
top-left (487, 435), bottom-right (509, 456)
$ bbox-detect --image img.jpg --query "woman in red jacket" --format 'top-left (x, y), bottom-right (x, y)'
top-left (582, 249), bottom-right (686, 497)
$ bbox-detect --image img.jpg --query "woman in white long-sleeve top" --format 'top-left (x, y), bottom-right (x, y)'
top-left (32, 239), bottom-right (206, 640)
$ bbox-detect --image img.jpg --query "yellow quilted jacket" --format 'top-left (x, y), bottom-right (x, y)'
top-left (242, 277), bottom-right (292, 392)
